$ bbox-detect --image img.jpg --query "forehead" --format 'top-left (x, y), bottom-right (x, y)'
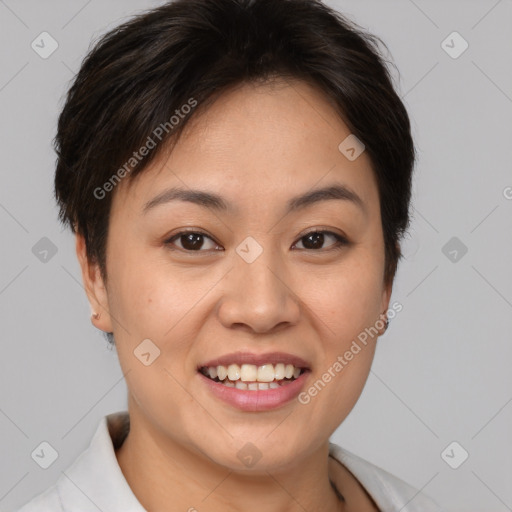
top-left (114, 79), bottom-right (379, 217)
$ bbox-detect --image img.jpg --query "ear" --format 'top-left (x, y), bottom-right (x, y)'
top-left (377, 272), bottom-right (394, 336)
top-left (75, 233), bottom-right (113, 333)
top-left (380, 278), bottom-right (393, 316)
top-left (379, 241), bottom-right (399, 324)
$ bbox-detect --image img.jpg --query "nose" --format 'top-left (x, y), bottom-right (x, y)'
top-left (216, 243), bottom-right (301, 334)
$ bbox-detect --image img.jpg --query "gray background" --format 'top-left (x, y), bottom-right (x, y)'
top-left (1, 1), bottom-right (511, 510)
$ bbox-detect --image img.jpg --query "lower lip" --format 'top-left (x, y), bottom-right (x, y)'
top-left (198, 371), bottom-right (310, 412)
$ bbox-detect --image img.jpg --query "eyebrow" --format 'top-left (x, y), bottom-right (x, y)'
top-left (142, 183), bottom-right (366, 216)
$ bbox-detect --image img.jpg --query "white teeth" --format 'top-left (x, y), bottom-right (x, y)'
top-left (227, 364), bottom-right (240, 381)
top-left (201, 362), bottom-right (305, 388)
top-left (274, 363), bottom-right (285, 380)
top-left (240, 364), bottom-right (257, 382)
top-left (217, 378), bottom-right (295, 390)
top-left (217, 365), bottom-right (227, 381)
top-left (257, 364), bottom-right (275, 382)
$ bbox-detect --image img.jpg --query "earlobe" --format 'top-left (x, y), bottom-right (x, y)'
top-left (75, 233), bottom-right (113, 333)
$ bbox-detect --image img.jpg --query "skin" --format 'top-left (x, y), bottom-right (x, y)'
top-left (77, 78), bottom-right (391, 512)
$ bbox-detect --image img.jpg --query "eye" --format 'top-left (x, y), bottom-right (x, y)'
top-left (164, 229), bottom-right (349, 253)
top-left (292, 230), bottom-right (349, 251)
top-left (164, 230), bottom-right (221, 252)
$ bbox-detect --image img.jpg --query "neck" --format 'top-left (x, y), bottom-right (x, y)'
top-left (115, 399), bottom-right (344, 512)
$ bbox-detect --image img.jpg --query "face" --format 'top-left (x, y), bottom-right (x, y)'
top-left (79, 78), bottom-right (392, 472)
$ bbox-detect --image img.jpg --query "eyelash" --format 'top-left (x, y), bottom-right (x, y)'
top-left (163, 229), bottom-right (350, 254)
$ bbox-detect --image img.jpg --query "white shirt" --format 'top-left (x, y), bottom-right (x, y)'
top-left (16, 410), bottom-right (441, 511)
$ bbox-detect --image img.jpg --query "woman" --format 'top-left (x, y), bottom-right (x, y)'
top-left (17, 0), bottom-right (441, 510)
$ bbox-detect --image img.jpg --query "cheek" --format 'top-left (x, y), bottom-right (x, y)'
top-left (107, 256), bottom-right (212, 381)
top-left (106, 247), bottom-right (184, 336)
top-left (120, 356), bottom-right (204, 447)
top-left (305, 252), bottom-right (384, 340)
top-left (305, 251), bottom-right (383, 416)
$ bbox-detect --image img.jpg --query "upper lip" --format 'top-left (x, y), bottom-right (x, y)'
top-left (198, 351), bottom-right (311, 370)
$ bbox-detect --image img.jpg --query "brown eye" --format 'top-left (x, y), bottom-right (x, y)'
top-left (164, 229), bottom-right (349, 254)
top-left (293, 230), bottom-right (348, 251)
top-left (165, 231), bottom-right (220, 252)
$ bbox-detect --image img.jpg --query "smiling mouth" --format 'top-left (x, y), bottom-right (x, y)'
top-left (198, 363), bottom-right (308, 390)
